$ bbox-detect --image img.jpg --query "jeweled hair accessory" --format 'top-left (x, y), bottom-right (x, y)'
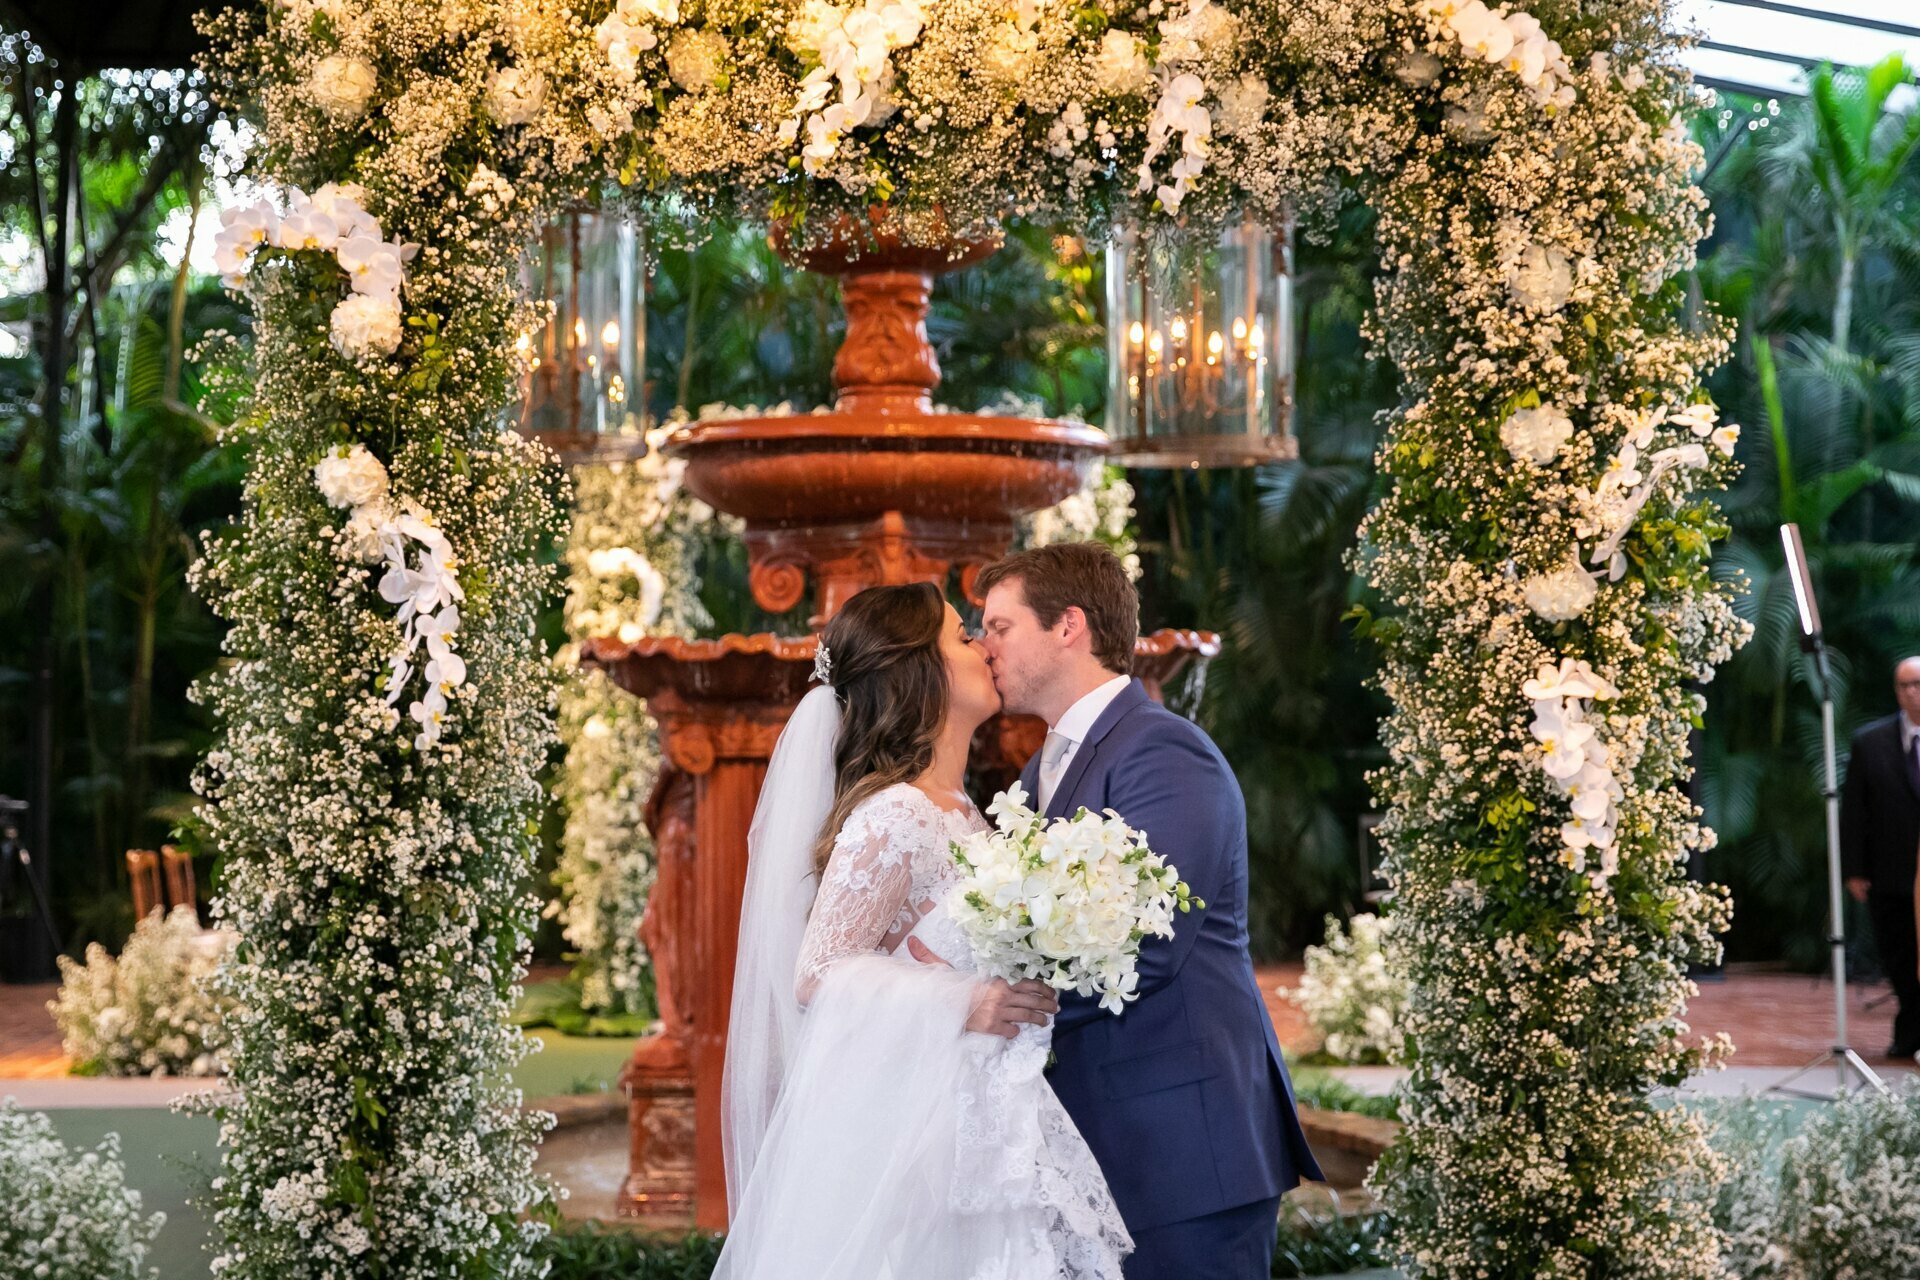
top-left (811, 642), bottom-right (832, 685)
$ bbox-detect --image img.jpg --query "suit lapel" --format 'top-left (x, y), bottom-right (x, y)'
top-left (1044, 679), bottom-right (1150, 821)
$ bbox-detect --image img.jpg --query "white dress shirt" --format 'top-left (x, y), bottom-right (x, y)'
top-left (1038, 673), bottom-right (1132, 812)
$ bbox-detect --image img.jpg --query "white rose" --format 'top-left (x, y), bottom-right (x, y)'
top-left (330, 293), bottom-right (404, 360)
top-left (309, 55), bottom-right (377, 122)
top-left (1508, 241), bottom-right (1573, 312)
top-left (1091, 29), bottom-right (1151, 96)
top-left (314, 444), bottom-right (390, 511)
top-left (1215, 74), bottom-right (1270, 137)
top-left (1499, 402), bottom-right (1574, 466)
top-left (486, 66), bottom-right (548, 125)
top-left (665, 29), bottom-right (729, 93)
top-left (981, 24), bottom-right (1039, 84)
top-left (1158, 0), bottom-right (1240, 65)
top-left (1524, 558), bottom-right (1599, 622)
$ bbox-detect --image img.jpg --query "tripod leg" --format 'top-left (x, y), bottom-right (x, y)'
top-left (17, 849), bottom-right (63, 959)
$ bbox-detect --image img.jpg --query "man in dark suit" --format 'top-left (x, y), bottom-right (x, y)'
top-left (970, 542), bottom-right (1322, 1280)
top-left (1841, 655), bottom-right (1920, 1059)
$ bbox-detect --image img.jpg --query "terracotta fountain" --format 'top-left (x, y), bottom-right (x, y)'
top-left (581, 214), bottom-right (1218, 1231)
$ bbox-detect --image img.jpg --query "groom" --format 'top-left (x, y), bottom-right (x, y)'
top-left (973, 542), bottom-right (1321, 1278)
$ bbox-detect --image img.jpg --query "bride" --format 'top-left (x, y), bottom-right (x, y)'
top-left (715, 581), bottom-right (1132, 1279)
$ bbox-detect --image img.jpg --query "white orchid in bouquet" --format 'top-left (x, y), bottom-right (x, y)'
top-left (947, 783), bottom-right (1201, 1017)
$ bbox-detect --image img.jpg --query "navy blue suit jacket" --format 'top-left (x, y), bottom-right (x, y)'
top-left (1026, 679), bottom-right (1322, 1233)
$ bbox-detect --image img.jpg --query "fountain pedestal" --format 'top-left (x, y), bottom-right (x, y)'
top-left (581, 216), bottom-right (1218, 1230)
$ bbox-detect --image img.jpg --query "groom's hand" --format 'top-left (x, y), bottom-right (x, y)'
top-left (908, 937), bottom-right (1058, 1038)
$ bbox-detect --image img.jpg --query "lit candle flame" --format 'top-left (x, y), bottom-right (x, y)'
top-left (602, 320), bottom-right (620, 350)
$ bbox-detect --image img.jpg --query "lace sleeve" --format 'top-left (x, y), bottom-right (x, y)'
top-left (794, 790), bottom-right (924, 1006)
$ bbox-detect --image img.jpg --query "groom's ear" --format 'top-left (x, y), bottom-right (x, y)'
top-left (1054, 605), bottom-right (1089, 646)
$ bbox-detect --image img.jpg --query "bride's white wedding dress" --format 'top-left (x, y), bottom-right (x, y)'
top-left (714, 765), bottom-right (1131, 1280)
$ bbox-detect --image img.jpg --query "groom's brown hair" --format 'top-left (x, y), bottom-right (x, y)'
top-left (976, 543), bottom-right (1139, 674)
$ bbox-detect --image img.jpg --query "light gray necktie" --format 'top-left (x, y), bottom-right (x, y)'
top-left (1038, 730), bottom-right (1073, 810)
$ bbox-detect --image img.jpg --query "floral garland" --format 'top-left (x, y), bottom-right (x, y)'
top-left (550, 426), bottom-right (713, 1017)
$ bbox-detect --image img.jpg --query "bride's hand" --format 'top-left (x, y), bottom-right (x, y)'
top-left (907, 937), bottom-right (1058, 1038)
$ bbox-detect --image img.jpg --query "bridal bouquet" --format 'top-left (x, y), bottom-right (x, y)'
top-left (947, 783), bottom-right (1201, 1015)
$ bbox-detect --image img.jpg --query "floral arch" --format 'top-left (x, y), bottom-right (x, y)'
top-left (192, 0), bottom-right (1745, 1275)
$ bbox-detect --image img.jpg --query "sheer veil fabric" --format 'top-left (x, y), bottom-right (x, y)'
top-left (715, 686), bottom-right (1131, 1280)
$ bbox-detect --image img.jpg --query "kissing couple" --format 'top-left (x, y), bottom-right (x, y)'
top-left (716, 542), bottom-right (1322, 1280)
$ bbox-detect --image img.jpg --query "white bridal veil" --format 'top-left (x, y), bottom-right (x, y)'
top-left (720, 683), bottom-right (839, 1212)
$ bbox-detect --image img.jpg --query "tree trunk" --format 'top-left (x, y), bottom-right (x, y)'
top-left (166, 168), bottom-right (204, 404)
top-left (29, 80), bottom-right (82, 935)
top-left (1832, 239), bottom-right (1856, 357)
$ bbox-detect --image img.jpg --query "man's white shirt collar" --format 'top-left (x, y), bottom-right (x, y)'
top-left (1903, 713), bottom-right (1920, 752)
top-left (1051, 673), bottom-right (1132, 745)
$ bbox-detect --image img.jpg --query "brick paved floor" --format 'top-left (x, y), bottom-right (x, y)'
top-left (1256, 961), bottom-right (1910, 1069)
top-left (3, 961), bottom-right (1908, 1079)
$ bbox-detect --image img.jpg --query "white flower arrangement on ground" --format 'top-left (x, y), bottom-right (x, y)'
top-left (1283, 912), bottom-right (1407, 1065)
top-left (48, 906), bottom-right (234, 1078)
top-left (1711, 1086), bottom-right (1920, 1279)
top-left (947, 783), bottom-right (1200, 1017)
top-left (0, 1103), bottom-right (165, 1280)
top-left (550, 427), bottom-right (714, 1017)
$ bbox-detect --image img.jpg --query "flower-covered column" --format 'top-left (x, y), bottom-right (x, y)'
top-left (1354, 2), bottom-right (1746, 1274)
top-left (190, 2), bottom-right (653, 1274)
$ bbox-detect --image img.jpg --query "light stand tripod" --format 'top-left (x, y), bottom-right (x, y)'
top-left (1767, 525), bottom-right (1886, 1100)
top-left (0, 796), bottom-right (63, 970)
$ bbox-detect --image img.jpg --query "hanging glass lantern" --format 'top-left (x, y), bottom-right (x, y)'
top-left (516, 208), bottom-right (649, 463)
top-left (1105, 217), bottom-right (1296, 468)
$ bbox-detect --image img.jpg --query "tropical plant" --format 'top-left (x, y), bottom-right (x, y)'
top-left (1691, 61), bottom-right (1920, 965)
top-left (1, 19), bottom-right (245, 950)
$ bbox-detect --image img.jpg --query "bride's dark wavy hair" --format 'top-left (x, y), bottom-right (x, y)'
top-left (811, 581), bottom-right (949, 874)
